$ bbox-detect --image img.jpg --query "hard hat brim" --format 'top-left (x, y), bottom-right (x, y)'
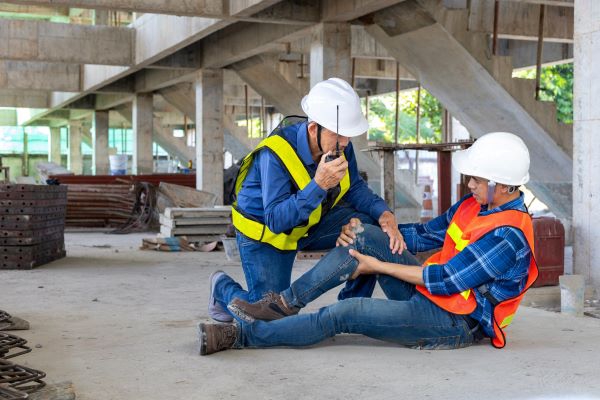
top-left (453, 147), bottom-right (530, 186)
top-left (301, 95), bottom-right (368, 137)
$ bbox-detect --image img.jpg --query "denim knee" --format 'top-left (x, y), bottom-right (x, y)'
top-left (354, 224), bottom-right (388, 252)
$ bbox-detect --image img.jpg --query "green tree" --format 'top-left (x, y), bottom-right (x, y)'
top-left (365, 89), bottom-right (441, 144)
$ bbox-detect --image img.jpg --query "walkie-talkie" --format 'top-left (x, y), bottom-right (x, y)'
top-left (325, 105), bottom-right (341, 162)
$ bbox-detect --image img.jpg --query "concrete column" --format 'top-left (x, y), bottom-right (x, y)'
top-left (68, 122), bottom-right (83, 175)
top-left (310, 23), bottom-right (352, 87)
top-left (132, 93), bottom-right (154, 175)
top-left (310, 22), bottom-right (368, 153)
top-left (93, 110), bottom-right (110, 175)
top-left (573, 1), bottom-right (600, 289)
top-left (379, 150), bottom-right (395, 209)
top-left (195, 69), bottom-right (224, 204)
top-left (48, 127), bottom-right (61, 165)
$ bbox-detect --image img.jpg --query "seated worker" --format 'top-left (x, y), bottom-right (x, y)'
top-left (199, 131), bottom-right (538, 354)
top-left (208, 78), bottom-right (404, 323)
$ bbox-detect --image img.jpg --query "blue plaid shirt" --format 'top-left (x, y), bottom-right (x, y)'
top-left (399, 193), bottom-right (532, 338)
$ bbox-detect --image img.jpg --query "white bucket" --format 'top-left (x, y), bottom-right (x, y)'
top-left (559, 274), bottom-right (585, 317)
top-left (109, 154), bottom-right (128, 175)
top-left (221, 236), bottom-right (240, 262)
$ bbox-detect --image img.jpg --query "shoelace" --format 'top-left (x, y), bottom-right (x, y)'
top-left (217, 325), bottom-right (238, 349)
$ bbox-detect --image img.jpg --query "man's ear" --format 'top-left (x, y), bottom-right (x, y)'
top-left (498, 184), bottom-right (509, 194)
top-left (307, 121), bottom-right (317, 137)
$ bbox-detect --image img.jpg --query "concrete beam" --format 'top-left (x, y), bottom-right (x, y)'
top-left (0, 89), bottom-right (48, 108)
top-left (0, 19), bottom-right (134, 65)
top-left (0, 0), bottom-right (225, 17)
top-left (498, 39), bottom-right (573, 69)
top-left (0, 61), bottom-right (80, 92)
top-left (95, 94), bottom-right (134, 111)
top-left (230, 55), bottom-right (304, 116)
top-left (322, 0), bottom-right (408, 22)
top-left (201, 22), bottom-right (311, 69)
top-left (469, 0), bottom-right (574, 43)
top-left (502, 0), bottom-right (573, 7)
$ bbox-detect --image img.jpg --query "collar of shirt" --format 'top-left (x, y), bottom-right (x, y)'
top-left (296, 122), bottom-right (316, 168)
top-left (479, 191), bottom-right (527, 215)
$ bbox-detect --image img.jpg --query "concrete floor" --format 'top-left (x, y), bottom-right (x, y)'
top-left (2, 231), bottom-right (600, 400)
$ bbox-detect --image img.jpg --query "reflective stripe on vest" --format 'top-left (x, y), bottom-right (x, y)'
top-left (232, 134), bottom-right (350, 251)
top-left (415, 196), bottom-right (538, 348)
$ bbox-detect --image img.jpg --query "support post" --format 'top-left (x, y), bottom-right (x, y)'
top-left (49, 127), bottom-right (62, 165)
top-left (535, 4), bottom-right (546, 100)
top-left (93, 111), bottom-right (110, 175)
top-left (68, 122), bottom-right (83, 175)
top-left (380, 150), bottom-right (396, 211)
top-left (132, 93), bottom-right (154, 174)
top-left (573, 0), bottom-right (600, 289)
top-left (195, 69), bottom-right (224, 204)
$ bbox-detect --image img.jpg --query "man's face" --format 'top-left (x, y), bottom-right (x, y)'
top-left (308, 122), bottom-right (350, 155)
top-left (467, 176), bottom-right (492, 205)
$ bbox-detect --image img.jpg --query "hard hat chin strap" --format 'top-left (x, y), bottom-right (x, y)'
top-left (316, 124), bottom-right (324, 153)
top-left (486, 181), bottom-right (496, 206)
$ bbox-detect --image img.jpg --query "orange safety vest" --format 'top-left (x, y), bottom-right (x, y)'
top-left (415, 196), bottom-right (538, 348)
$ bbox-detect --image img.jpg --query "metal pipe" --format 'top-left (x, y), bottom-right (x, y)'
top-left (536, 4), bottom-right (546, 100)
top-left (415, 85), bottom-right (422, 185)
top-left (395, 62), bottom-right (400, 144)
top-left (351, 57), bottom-right (356, 88)
top-left (260, 97), bottom-right (266, 138)
top-left (244, 84), bottom-right (249, 137)
top-left (492, 0), bottom-right (499, 55)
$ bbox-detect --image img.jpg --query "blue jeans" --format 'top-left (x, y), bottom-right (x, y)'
top-left (213, 205), bottom-right (376, 310)
top-left (236, 224), bottom-right (481, 350)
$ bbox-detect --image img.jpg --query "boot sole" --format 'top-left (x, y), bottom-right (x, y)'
top-left (208, 271), bottom-right (233, 323)
top-left (226, 304), bottom-right (256, 323)
top-left (198, 323), bottom-right (208, 356)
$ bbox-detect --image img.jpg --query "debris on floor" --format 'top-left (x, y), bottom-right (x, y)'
top-left (140, 237), bottom-right (199, 252)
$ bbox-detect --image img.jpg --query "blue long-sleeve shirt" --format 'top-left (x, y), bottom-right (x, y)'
top-left (399, 193), bottom-right (532, 338)
top-left (236, 121), bottom-right (389, 234)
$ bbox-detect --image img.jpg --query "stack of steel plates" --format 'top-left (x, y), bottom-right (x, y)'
top-left (0, 184), bottom-right (67, 270)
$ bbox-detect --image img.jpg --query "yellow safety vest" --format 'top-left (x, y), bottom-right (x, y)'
top-left (232, 135), bottom-right (350, 251)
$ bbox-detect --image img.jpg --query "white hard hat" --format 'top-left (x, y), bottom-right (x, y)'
top-left (301, 77), bottom-right (368, 137)
top-left (454, 132), bottom-right (530, 186)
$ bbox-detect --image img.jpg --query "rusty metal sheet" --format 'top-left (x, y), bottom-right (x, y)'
top-left (0, 199), bottom-right (68, 207)
top-left (0, 191), bottom-right (67, 200)
top-left (0, 239), bottom-right (64, 255)
top-left (0, 250), bottom-right (66, 270)
top-left (0, 184), bottom-right (67, 193)
top-left (0, 206), bottom-right (66, 215)
top-left (0, 224), bottom-right (65, 238)
top-left (0, 212), bottom-right (66, 224)
top-left (0, 231), bottom-right (64, 246)
top-left (0, 217), bottom-right (67, 231)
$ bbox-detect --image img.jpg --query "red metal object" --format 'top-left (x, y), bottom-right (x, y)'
top-left (532, 216), bottom-right (565, 287)
top-left (49, 173), bottom-right (197, 188)
top-left (437, 152), bottom-right (452, 216)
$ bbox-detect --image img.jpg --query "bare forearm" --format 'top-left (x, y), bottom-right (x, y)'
top-left (377, 262), bottom-right (425, 286)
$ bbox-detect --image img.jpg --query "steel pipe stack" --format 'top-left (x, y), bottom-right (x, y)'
top-left (0, 184), bottom-right (67, 270)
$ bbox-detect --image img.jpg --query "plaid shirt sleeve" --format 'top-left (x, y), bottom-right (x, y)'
top-left (399, 197), bottom-right (465, 253)
top-left (422, 226), bottom-right (531, 296)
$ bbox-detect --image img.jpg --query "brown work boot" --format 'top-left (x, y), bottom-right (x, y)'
top-left (198, 322), bottom-right (238, 356)
top-left (227, 292), bottom-right (300, 323)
